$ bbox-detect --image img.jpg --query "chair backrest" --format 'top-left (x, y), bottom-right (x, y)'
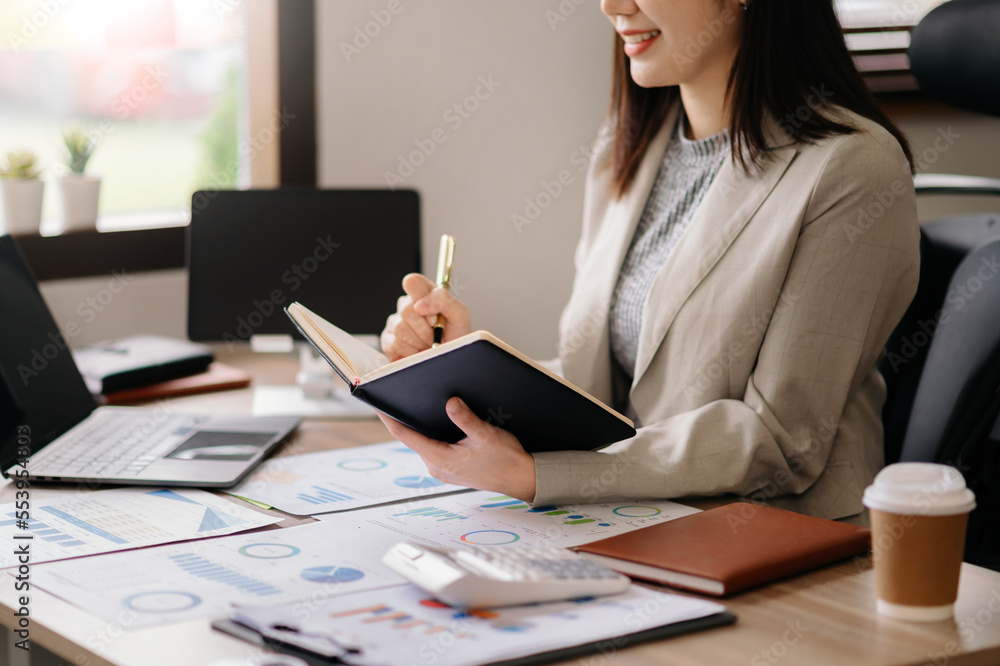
top-left (897, 235), bottom-right (1000, 571)
top-left (908, 0), bottom-right (1000, 118)
top-left (880, 232), bottom-right (953, 464)
top-left (879, 216), bottom-right (997, 463)
top-left (899, 235), bottom-right (1000, 463)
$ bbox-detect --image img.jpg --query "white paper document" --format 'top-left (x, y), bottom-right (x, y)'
top-left (29, 521), bottom-right (407, 629)
top-left (251, 385), bottom-right (378, 419)
top-left (0, 487), bottom-right (279, 568)
top-left (227, 583), bottom-right (727, 666)
top-left (318, 490), bottom-right (700, 549)
top-left (226, 441), bottom-right (469, 515)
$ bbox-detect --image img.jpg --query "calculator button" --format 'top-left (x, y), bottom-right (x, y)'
top-left (452, 551), bottom-right (517, 581)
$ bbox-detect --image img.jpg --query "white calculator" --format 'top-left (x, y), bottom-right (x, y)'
top-left (382, 541), bottom-right (631, 609)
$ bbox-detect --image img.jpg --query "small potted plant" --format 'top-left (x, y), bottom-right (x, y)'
top-left (56, 124), bottom-right (100, 233)
top-left (0, 150), bottom-right (44, 236)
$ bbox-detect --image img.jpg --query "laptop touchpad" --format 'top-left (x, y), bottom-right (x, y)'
top-left (166, 431), bottom-right (277, 461)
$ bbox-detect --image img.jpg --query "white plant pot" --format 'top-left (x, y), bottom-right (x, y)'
top-left (0, 178), bottom-right (44, 236)
top-left (57, 175), bottom-right (101, 233)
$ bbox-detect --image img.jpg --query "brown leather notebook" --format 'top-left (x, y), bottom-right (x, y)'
top-left (101, 362), bottom-right (251, 405)
top-left (573, 503), bottom-right (870, 596)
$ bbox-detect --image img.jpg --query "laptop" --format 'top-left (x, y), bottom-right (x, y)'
top-left (0, 235), bottom-right (300, 488)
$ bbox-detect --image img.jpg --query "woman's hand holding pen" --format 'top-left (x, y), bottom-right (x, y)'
top-left (381, 273), bottom-right (471, 361)
top-left (378, 397), bottom-right (537, 502)
top-left (380, 260), bottom-right (535, 501)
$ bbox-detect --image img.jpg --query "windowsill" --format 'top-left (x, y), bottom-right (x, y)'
top-left (38, 209), bottom-right (191, 237)
top-left (17, 222), bottom-right (187, 282)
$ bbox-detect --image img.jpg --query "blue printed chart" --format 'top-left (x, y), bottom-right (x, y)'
top-left (318, 490), bottom-right (701, 549)
top-left (30, 521), bottom-right (407, 630)
top-left (0, 488), bottom-right (279, 568)
top-left (227, 440), bottom-right (469, 516)
top-left (301, 566), bottom-right (365, 584)
top-left (394, 476), bottom-right (445, 489)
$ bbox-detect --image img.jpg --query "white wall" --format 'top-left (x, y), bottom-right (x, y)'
top-left (39, 269), bottom-right (187, 348)
top-left (316, 1), bottom-right (614, 358)
top-left (888, 106), bottom-right (1000, 223)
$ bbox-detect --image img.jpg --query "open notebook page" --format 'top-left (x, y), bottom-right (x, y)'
top-left (289, 303), bottom-right (389, 379)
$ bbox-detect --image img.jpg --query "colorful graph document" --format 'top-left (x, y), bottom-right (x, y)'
top-left (318, 490), bottom-right (701, 549)
top-left (226, 583), bottom-right (727, 666)
top-left (0, 488), bottom-right (278, 568)
top-left (226, 440), bottom-right (468, 516)
top-left (29, 521), bottom-right (407, 629)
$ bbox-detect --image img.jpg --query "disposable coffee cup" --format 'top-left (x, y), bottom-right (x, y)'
top-left (863, 463), bottom-right (975, 621)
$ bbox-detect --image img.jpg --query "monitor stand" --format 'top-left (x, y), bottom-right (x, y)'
top-left (248, 336), bottom-right (377, 419)
top-left (250, 334), bottom-right (296, 354)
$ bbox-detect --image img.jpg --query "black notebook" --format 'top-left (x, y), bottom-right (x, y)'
top-left (284, 302), bottom-right (636, 452)
top-left (72, 335), bottom-right (214, 394)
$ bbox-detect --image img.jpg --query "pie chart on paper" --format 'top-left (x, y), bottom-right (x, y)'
top-left (394, 476), bottom-right (445, 489)
top-left (238, 543), bottom-right (302, 559)
top-left (123, 591), bottom-right (202, 613)
top-left (300, 566), bottom-right (365, 584)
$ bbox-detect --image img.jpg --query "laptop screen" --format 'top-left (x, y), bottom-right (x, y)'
top-left (0, 236), bottom-right (96, 474)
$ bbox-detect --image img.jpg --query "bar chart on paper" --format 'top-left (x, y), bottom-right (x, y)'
top-left (392, 506), bottom-right (469, 522)
top-left (30, 521), bottom-right (407, 629)
top-left (226, 440), bottom-right (469, 515)
top-left (318, 490), bottom-right (701, 549)
top-left (294, 485), bottom-right (356, 506)
top-left (167, 552), bottom-right (284, 597)
top-left (0, 488), bottom-right (279, 568)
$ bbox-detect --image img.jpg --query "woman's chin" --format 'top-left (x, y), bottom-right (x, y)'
top-left (628, 64), bottom-right (678, 90)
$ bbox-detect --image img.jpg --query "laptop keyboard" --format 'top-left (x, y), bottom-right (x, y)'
top-left (31, 410), bottom-right (203, 478)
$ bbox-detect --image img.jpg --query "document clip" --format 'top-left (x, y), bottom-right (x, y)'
top-left (214, 617), bottom-right (363, 665)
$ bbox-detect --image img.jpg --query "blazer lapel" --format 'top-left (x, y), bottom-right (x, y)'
top-left (561, 104), bottom-right (680, 396)
top-left (631, 141), bottom-right (798, 389)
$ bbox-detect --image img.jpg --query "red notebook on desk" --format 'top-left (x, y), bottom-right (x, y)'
top-left (102, 362), bottom-right (251, 405)
top-left (573, 503), bottom-right (870, 596)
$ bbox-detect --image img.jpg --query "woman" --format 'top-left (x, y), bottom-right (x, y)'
top-left (378, 0), bottom-right (920, 523)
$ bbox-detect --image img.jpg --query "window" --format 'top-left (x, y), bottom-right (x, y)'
top-left (836, 0), bottom-right (950, 93)
top-left (0, 0), bottom-right (248, 233)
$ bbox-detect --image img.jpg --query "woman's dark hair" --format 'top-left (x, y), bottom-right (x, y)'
top-left (609, 0), bottom-right (914, 196)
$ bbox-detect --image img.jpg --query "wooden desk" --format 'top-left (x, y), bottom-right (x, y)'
top-left (3, 348), bottom-right (1000, 666)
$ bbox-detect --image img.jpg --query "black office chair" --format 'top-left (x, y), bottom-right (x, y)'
top-left (877, 0), bottom-right (1000, 570)
top-left (880, 0), bottom-right (1000, 465)
top-left (878, 225), bottom-right (985, 465)
top-left (897, 238), bottom-right (1000, 568)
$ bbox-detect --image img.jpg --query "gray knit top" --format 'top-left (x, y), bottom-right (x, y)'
top-left (608, 114), bottom-right (730, 383)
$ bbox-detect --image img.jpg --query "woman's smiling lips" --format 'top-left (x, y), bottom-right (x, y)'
top-left (620, 29), bottom-right (661, 57)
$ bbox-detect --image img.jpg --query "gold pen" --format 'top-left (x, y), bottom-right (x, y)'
top-left (432, 234), bottom-right (456, 347)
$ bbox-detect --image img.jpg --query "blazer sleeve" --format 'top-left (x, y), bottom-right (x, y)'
top-left (532, 130), bottom-right (920, 506)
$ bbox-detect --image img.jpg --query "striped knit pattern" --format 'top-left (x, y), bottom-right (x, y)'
top-left (609, 115), bottom-right (730, 380)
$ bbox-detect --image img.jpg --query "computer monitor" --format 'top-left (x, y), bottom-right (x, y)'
top-left (187, 189), bottom-right (420, 343)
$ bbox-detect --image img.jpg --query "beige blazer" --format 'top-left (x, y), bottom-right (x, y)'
top-left (533, 103), bottom-right (920, 521)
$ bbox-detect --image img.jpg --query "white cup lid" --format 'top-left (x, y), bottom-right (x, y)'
top-left (863, 463), bottom-right (976, 516)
